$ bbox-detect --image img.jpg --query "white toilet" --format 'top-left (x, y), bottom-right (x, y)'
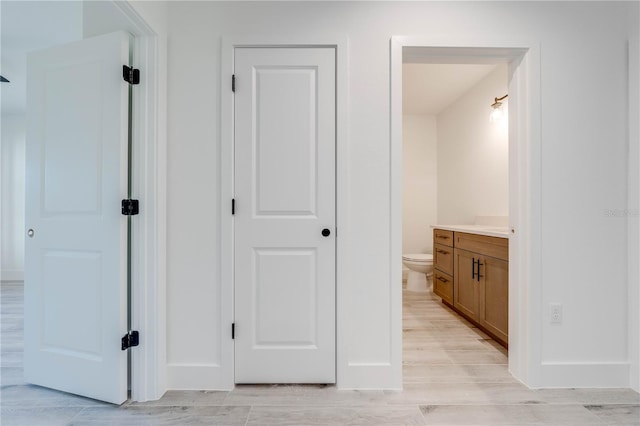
top-left (402, 253), bottom-right (434, 292)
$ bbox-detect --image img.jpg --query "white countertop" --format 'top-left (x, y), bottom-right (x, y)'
top-left (431, 224), bottom-right (510, 238)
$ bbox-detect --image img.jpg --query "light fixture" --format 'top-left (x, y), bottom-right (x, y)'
top-left (490, 94), bottom-right (508, 122)
top-left (0, 75), bottom-right (9, 83)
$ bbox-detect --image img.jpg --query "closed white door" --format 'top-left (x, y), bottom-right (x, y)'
top-left (234, 47), bottom-right (336, 383)
top-left (24, 31), bottom-right (131, 404)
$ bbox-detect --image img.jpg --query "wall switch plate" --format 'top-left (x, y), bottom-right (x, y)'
top-left (550, 303), bottom-right (563, 324)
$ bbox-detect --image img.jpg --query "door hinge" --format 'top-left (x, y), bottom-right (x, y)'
top-left (121, 330), bottom-right (139, 350)
top-left (232, 74), bottom-right (236, 92)
top-left (123, 65), bottom-right (140, 85)
top-left (232, 323), bottom-right (235, 339)
top-left (122, 199), bottom-right (139, 215)
top-left (232, 198), bottom-right (235, 215)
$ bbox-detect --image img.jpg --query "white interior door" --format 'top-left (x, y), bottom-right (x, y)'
top-left (234, 47), bottom-right (336, 383)
top-left (24, 31), bottom-right (131, 404)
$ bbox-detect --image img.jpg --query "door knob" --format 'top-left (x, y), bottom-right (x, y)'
top-left (321, 228), bottom-right (331, 237)
top-left (27, 229), bottom-right (34, 238)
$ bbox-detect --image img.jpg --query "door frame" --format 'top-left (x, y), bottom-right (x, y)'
top-left (221, 37), bottom-right (348, 388)
top-left (22, 0), bottom-right (166, 401)
top-left (102, 2), bottom-right (167, 401)
top-left (628, 33), bottom-right (640, 393)
top-left (390, 37), bottom-right (542, 387)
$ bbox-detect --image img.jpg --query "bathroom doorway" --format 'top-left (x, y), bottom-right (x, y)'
top-left (401, 59), bottom-right (510, 383)
top-left (390, 41), bottom-right (541, 387)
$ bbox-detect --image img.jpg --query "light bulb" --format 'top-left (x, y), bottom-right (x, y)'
top-left (490, 105), bottom-right (504, 123)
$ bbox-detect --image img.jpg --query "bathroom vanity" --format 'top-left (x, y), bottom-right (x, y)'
top-left (432, 226), bottom-right (509, 348)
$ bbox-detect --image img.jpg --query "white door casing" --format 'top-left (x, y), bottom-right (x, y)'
top-left (24, 31), bottom-right (131, 405)
top-left (234, 47), bottom-right (336, 383)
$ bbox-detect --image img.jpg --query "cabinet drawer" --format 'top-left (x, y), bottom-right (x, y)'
top-left (433, 229), bottom-right (454, 247)
top-left (433, 270), bottom-right (453, 305)
top-left (434, 243), bottom-right (453, 275)
top-left (455, 232), bottom-right (508, 261)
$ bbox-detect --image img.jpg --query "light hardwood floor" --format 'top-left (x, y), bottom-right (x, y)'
top-left (1, 280), bottom-right (638, 425)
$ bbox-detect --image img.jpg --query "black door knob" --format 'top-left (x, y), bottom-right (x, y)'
top-left (321, 228), bottom-right (331, 237)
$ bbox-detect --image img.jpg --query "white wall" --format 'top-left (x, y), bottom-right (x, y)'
top-left (437, 65), bottom-right (508, 225)
top-left (1, 114), bottom-right (25, 281)
top-left (402, 115), bottom-right (437, 256)
top-left (164, 1), bottom-right (638, 389)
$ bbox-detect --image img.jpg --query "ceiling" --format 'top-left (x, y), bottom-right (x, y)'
top-left (402, 63), bottom-right (499, 116)
top-left (1, 1), bottom-right (82, 114)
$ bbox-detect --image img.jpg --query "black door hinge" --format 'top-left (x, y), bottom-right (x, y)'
top-left (123, 65), bottom-right (140, 85)
top-left (232, 199), bottom-right (235, 215)
top-left (232, 323), bottom-right (235, 339)
top-left (232, 74), bottom-right (236, 92)
top-left (121, 330), bottom-right (139, 350)
top-left (122, 199), bottom-right (139, 215)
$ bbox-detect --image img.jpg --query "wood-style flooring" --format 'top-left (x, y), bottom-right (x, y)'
top-left (1, 280), bottom-right (638, 425)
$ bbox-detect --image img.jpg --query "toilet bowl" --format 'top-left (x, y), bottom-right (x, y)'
top-left (402, 253), bottom-right (434, 292)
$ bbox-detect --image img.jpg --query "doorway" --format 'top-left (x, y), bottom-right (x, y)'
top-left (400, 60), bottom-right (510, 382)
top-left (221, 38), bottom-right (348, 388)
top-left (390, 39), bottom-right (542, 387)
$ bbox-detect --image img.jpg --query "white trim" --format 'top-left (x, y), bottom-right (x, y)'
top-left (167, 364), bottom-right (230, 390)
top-left (389, 37), bottom-right (405, 390)
top-left (390, 36), bottom-right (542, 389)
top-left (540, 362), bottom-right (630, 388)
top-left (0, 270), bottom-right (24, 281)
top-left (628, 33), bottom-right (640, 393)
top-left (219, 36), bottom-right (349, 390)
top-left (111, 1), bottom-right (167, 402)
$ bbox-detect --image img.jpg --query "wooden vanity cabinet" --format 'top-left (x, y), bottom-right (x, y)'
top-left (433, 229), bottom-right (509, 347)
top-left (433, 230), bottom-right (454, 304)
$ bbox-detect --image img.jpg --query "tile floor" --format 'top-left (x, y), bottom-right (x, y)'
top-left (1, 280), bottom-right (639, 425)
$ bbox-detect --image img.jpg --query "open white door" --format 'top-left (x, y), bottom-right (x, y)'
top-left (24, 31), bottom-right (132, 405)
top-left (234, 47), bottom-right (336, 383)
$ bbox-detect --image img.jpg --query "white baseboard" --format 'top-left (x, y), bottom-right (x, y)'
top-left (1, 270), bottom-right (24, 281)
top-left (539, 362), bottom-right (630, 388)
top-left (337, 363), bottom-right (402, 390)
top-left (167, 364), bottom-right (233, 391)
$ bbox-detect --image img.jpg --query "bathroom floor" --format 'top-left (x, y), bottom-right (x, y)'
top-left (402, 286), bottom-right (510, 385)
top-left (2, 281), bottom-right (639, 425)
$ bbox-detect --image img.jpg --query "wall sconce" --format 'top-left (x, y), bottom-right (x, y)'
top-left (490, 94), bottom-right (508, 123)
top-left (0, 75), bottom-right (9, 83)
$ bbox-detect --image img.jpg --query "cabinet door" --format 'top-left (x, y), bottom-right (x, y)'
top-left (453, 249), bottom-right (478, 321)
top-left (478, 256), bottom-right (509, 345)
